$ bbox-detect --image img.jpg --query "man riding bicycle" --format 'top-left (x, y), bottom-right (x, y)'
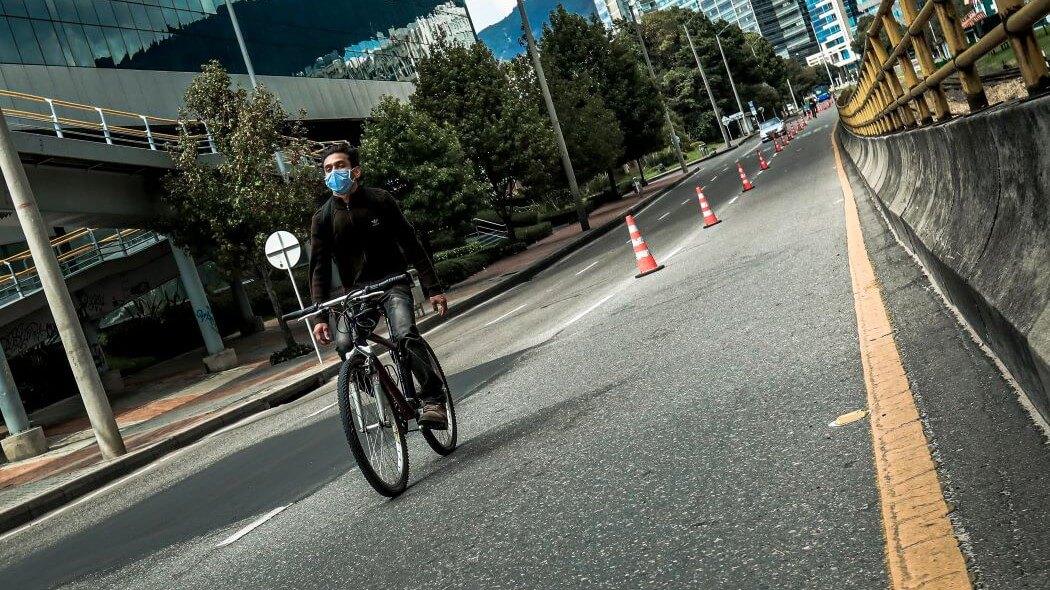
top-left (310, 143), bottom-right (450, 429)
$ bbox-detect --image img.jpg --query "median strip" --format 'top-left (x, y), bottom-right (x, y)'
top-left (833, 131), bottom-right (971, 590)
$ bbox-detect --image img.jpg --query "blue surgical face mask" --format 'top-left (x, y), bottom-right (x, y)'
top-left (325, 169), bottom-right (354, 195)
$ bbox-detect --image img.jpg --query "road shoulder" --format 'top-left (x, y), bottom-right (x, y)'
top-left (838, 128), bottom-right (1050, 588)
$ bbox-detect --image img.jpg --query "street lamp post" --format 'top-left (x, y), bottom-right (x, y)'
top-left (786, 77), bottom-right (800, 111)
top-left (627, 4), bottom-right (688, 174)
top-left (223, 0), bottom-right (259, 89)
top-left (820, 47), bottom-right (836, 89)
top-left (714, 27), bottom-right (750, 135)
top-left (683, 26), bottom-right (732, 149)
top-left (516, 0), bottom-right (589, 231)
top-left (223, 0), bottom-right (289, 177)
top-left (0, 110), bottom-right (125, 458)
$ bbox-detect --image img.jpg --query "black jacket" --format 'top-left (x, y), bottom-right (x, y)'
top-left (309, 186), bottom-right (443, 311)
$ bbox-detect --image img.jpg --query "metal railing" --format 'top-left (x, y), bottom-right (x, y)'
top-left (0, 228), bottom-right (165, 307)
top-left (839, 0), bottom-right (1050, 135)
top-left (469, 218), bottom-right (510, 246)
top-left (0, 89), bottom-right (218, 154)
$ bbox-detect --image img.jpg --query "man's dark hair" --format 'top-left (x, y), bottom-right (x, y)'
top-left (320, 142), bottom-right (359, 167)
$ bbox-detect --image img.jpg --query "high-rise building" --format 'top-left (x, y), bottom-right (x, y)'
top-left (625, 0), bottom-right (815, 58)
top-left (748, 0), bottom-right (820, 58)
top-left (0, 0), bottom-right (476, 121)
top-left (804, 0), bottom-right (858, 67)
top-left (622, 0), bottom-right (760, 33)
top-left (594, 0), bottom-right (633, 28)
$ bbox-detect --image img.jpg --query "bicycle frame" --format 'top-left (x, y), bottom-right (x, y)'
top-left (342, 315), bottom-right (417, 428)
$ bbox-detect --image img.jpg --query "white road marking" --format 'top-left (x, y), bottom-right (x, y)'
top-left (681, 199), bottom-right (690, 205)
top-left (558, 289), bottom-right (622, 333)
top-left (711, 175), bottom-right (718, 182)
top-left (729, 196), bottom-right (739, 205)
top-left (663, 242), bottom-right (689, 262)
top-left (574, 261), bottom-right (600, 276)
top-left (303, 401), bottom-right (337, 420)
top-left (425, 284), bottom-right (524, 336)
top-left (483, 304), bottom-right (527, 327)
top-left (216, 505), bottom-right (290, 548)
top-left (657, 212), bottom-right (670, 221)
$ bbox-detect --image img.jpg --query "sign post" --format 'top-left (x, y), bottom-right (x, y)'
top-left (265, 231), bottom-right (322, 365)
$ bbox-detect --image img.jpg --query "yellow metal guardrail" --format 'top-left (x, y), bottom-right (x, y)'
top-left (0, 88), bottom-right (216, 153)
top-left (1, 87), bottom-right (339, 159)
top-left (0, 228), bottom-right (164, 305)
top-left (839, 0), bottom-right (1050, 135)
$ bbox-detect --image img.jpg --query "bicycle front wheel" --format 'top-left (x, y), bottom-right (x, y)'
top-left (416, 339), bottom-right (458, 456)
top-left (337, 358), bottom-right (408, 497)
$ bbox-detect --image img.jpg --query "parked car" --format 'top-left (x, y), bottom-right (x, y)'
top-left (759, 117), bottom-right (785, 142)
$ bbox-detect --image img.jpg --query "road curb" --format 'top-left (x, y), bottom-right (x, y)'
top-left (0, 141), bottom-right (746, 535)
top-left (0, 363), bottom-right (339, 535)
top-left (417, 141), bottom-right (746, 333)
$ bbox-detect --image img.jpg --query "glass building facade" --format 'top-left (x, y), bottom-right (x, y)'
top-left (0, 0), bottom-right (475, 82)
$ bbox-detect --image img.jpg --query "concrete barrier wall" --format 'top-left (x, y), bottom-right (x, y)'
top-left (838, 94), bottom-right (1050, 420)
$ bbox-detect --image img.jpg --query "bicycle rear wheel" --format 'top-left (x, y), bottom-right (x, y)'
top-left (337, 358), bottom-right (408, 497)
top-left (416, 339), bottom-right (458, 456)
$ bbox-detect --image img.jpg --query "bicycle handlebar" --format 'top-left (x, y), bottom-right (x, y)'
top-left (281, 273), bottom-right (412, 323)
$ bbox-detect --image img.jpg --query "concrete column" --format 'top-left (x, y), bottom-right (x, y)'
top-left (170, 244), bottom-right (237, 372)
top-left (0, 340), bottom-right (47, 461)
top-left (0, 107), bottom-right (125, 459)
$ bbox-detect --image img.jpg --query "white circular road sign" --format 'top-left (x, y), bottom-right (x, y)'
top-left (264, 231), bottom-right (302, 270)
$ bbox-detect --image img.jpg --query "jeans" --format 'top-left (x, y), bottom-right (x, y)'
top-left (334, 285), bottom-right (443, 403)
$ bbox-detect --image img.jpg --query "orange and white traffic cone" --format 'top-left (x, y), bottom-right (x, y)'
top-left (737, 162), bottom-right (754, 192)
top-left (626, 215), bottom-right (664, 278)
top-left (696, 186), bottom-right (721, 228)
top-left (774, 138), bottom-right (783, 153)
top-left (758, 150), bottom-right (770, 170)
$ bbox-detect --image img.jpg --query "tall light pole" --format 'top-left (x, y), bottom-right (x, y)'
top-left (223, 0), bottom-right (258, 89)
top-left (820, 45), bottom-right (836, 89)
top-left (714, 26), bottom-right (750, 135)
top-left (786, 77), bottom-right (799, 111)
top-left (0, 111), bottom-right (126, 458)
top-left (516, 0), bottom-right (589, 231)
top-left (223, 0), bottom-right (288, 177)
top-left (684, 26), bottom-right (732, 149)
top-left (627, 4), bottom-right (688, 174)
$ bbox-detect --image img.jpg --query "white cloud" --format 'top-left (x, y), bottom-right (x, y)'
top-left (464, 0), bottom-right (517, 30)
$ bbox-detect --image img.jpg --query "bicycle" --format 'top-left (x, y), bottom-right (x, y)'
top-left (283, 274), bottom-right (458, 497)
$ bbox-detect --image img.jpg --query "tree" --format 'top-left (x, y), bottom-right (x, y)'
top-left (852, 15), bottom-right (876, 57)
top-left (539, 8), bottom-right (664, 182)
top-left (157, 61), bottom-right (317, 350)
top-left (412, 43), bottom-right (559, 231)
top-left (359, 96), bottom-right (488, 248)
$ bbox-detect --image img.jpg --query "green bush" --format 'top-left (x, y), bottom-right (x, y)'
top-left (539, 206), bottom-right (578, 227)
top-left (433, 240), bottom-right (487, 262)
top-left (270, 343), bottom-right (313, 365)
top-left (511, 208), bottom-right (539, 226)
top-left (434, 239), bottom-right (529, 286)
top-left (515, 221), bottom-right (553, 243)
top-left (428, 230), bottom-right (461, 252)
top-left (475, 209), bottom-right (500, 223)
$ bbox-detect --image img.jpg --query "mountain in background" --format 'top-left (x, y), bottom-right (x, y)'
top-left (477, 0), bottom-right (598, 60)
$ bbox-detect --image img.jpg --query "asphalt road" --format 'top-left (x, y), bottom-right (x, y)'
top-left (2, 112), bottom-right (1047, 589)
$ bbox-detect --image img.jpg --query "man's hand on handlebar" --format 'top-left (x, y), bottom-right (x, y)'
top-left (430, 294), bottom-right (448, 317)
top-left (313, 322), bottom-right (332, 345)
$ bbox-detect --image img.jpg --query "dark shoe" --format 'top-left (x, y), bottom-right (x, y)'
top-left (418, 403), bottom-right (448, 430)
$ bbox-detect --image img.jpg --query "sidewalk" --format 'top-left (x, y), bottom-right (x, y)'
top-left (0, 149), bottom-right (720, 532)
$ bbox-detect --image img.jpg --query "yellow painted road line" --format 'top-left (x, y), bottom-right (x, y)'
top-left (832, 130), bottom-right (972, 590)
